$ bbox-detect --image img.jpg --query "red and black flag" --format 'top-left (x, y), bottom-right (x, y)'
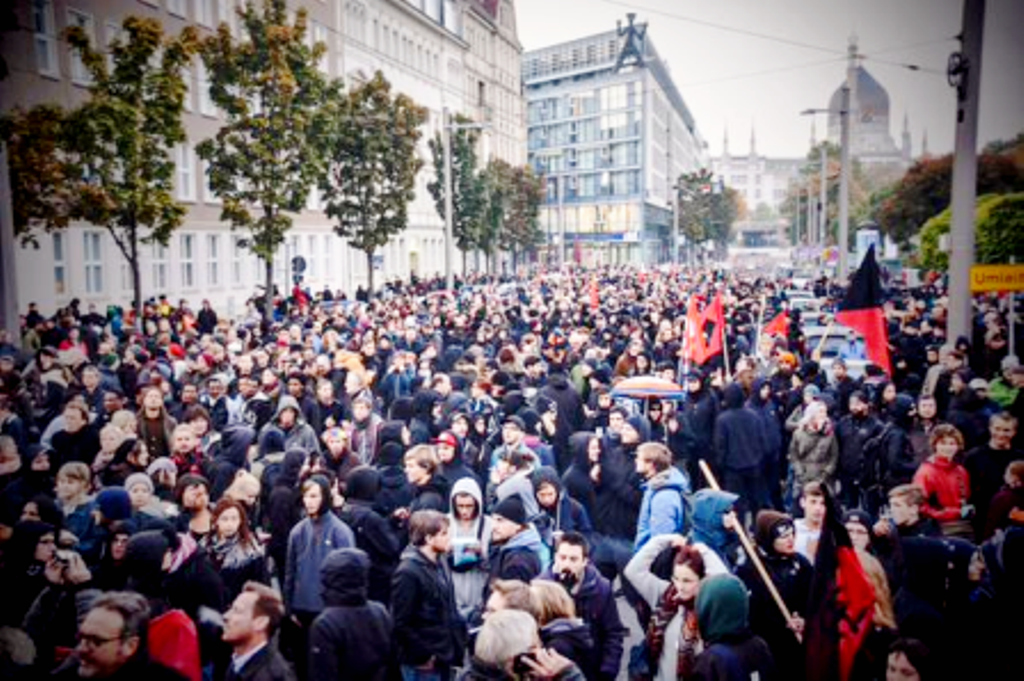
top-left (835, 245), bottom-right (892, 375)
top-left (804, 486), bottom-right (877, 681)
top-left (763, 310), bottom-right (790, 337)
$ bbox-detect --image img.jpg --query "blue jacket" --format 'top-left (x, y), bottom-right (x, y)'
top-left (634, 466), bottom-right (690, 550)
top-left (284, 511), bottom-right (355, 614)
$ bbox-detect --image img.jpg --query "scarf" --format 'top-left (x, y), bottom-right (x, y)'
top-left (646, 583), bottom-right (699, 678)
top-left (209, 534), bottom-right (260, 571)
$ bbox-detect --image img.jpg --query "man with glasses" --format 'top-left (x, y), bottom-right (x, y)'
top-left (56, 591), bottom-right (183, 680)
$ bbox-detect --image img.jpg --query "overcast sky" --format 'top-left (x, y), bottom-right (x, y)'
top-left (515, 0), bottom-right (1024, 159)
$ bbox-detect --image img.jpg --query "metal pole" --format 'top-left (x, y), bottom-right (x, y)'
top-left (672, 184), bottom-right (679, 266)
top-left (948, 0), bottom-right (986, 341)
top-left (805, 183), bottom-right (813, 245)
top-left (819, 144), bottom-right (828, 246)
top-left (838, 83), bottom-right (851, 281)
top-left (558, 175), bottom-right (565, 268)
top-left (443, 106), bottom-right (454, 291)
top-left (0, 143), bottom-right (19, 335)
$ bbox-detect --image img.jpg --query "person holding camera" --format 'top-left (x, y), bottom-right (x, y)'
top-left (536, 532), bottom-right (625, 681)
top-left (22, 542), bottom-right (93, 671)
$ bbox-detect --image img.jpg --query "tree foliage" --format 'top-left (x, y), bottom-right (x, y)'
top-left (676, 169), bottom-right (741, 251)
top-left (919, 193), bottom-right (1024, 271)
top-left (427, 115), bottom-right (487, 261)
top-left (874, 153), bottom-right (1024, 247)
top-left (480, 157), bottom-right (513, 270)
top-left (0, 105), bottom-right (77, 241)
top-left (2, 17), bottom-right (198, 322)
top-left (198, 0), bottom-right (335, 320)
top-left (321, 71), bottom-right (425, 293)
top-left (503, 165), bottom-right (545, 267)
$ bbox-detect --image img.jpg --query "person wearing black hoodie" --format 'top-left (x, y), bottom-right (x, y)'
top-left (679, 371), bottom-right (718, 487)
top-left (435, 430), bottom-right (479, 489)
top-left (714, 383), bottom-right (768, 519)
top-left (410, 389), bottom-right (443, 446)
top-left (747, 378), bottom-right (785, 511)
top-left (337, 466), bottom-right (401, 604)
top-left (263, 448), bottom-right (305, 579)
top-left (561, 432), bottom-right (600, 522)
top-left (863, 394), bottom-right (918, 514)
top-left (308, 548), bottom-right (393, 681)
top-left (539, 372), bottom-right (586, 472)
top-left (590, 420), bottom-right (643, 584)
top-left (532, 466), bottom-right (594, 551)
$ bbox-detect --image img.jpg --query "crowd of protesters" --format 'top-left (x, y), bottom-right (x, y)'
top-left (0, 265), bottom-right (1022, 681)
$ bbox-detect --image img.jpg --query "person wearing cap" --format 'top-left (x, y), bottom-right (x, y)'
top-left (435, 430), bottom-right (478, 488)
top-left (487, 495), bottom-right (546, 593)
top-left (969, 377), bottom-right (1001, 420)
top-left (836, 390), bottom-right (883, 510)
top-left (488, 414), bottom-right (537, 472)
top-left (736, 509), bottom-right (811, 681)
top-left (843, 509), bottom-right (875, 553)
top-left (677, 371), bottom-right (718, 482)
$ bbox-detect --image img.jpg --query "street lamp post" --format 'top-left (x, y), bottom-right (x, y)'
top-left (801, 101), bottom-right (849, 278)
top-left (442, 106), bottom-right (489, 291)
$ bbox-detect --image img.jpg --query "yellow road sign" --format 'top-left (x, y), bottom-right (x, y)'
top-left (970, 264), bottom-right (1024, 292)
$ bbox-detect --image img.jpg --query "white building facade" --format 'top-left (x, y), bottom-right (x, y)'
top-left (1, 0), bottom-right (523, 318)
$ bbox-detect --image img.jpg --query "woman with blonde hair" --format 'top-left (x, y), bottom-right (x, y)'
top-left (530, 580), bottom-right (593, 670)
top-left (852, 549), bottom-right (898, 681)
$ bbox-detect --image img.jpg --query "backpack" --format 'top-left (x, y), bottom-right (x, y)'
top-left (652, 469), bottom-right (693, 536)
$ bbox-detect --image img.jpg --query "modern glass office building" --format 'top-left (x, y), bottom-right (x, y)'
top-left (523, 15), bottom-right (708, 266)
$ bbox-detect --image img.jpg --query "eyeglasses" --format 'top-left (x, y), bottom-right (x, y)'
top-left (77, 632), bottom-right (122, 649)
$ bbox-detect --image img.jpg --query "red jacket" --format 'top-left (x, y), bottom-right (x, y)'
top-left (913, 456), bottom-right (970, 522)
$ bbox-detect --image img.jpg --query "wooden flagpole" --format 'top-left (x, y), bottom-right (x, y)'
top-left (698, 459), bottom-right (801, 641)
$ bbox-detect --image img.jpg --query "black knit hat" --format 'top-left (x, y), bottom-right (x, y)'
top-left (755, 510), bottom-right (794, 549)
top-left (492, 495), bottom-right (527, 526)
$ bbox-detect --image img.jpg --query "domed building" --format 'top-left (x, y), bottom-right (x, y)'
top-left (827, 37), bottom-right (912, 169)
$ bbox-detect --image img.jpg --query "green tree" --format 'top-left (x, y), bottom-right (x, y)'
top-left (919, 193), bottom-right (1024, 271)
top-left (57, 17), bottom-right (197, 324)
top-left (503, 165), bottom-right (545, 269)
top-left (0, 105), bottom-right (76, 241)
top-left (427, 115), bottom-right (486, 273)
top-left (481, 157), bottom-right (513, 272)
top-left (321, 71), bottom-right (426, 293)
top-left (874, 154), bottom-right (1024, 248)
top-left (198, 0), bottom-right (335, 322)
top-left (676, 169), bottom-right (741, 256)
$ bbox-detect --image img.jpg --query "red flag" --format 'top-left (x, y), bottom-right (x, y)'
top-left (805, 486), bottom-right (877, 681)
top-left (683, 297), bottom-right (709, 365)
top-left (589, 279), bottom-right (599, 312)
top-left (700, 293), bottom-right (725, 361)
top-left (763, 311), bottom-right (790, 337)
top-left (835, 245), bottom-right (891, 374)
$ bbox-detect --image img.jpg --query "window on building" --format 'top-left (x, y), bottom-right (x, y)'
top-left (104, 19), bottom-right (123, 71)
top-left (201, 160), bottom-right (219, 204)
top-left (167, 0), bottom-right (188, 19)
top-left (232, 236), bottom-right (245, 285)
top-left (33, 0), bottom-right (59, 78)
top-left (206, 234), bottom-right (220, 287)
top-left (181, 63), bottom-right (194, 112)
top-left (67, 8), bottom-right (95, 85)
top-left (53, 232), bottom-right (66, 295)
top-left (195, 0), bottom-right (214, 27)
top-left (322, 235), bottom-right (332, 281)
top-left (177, 143), bottom-right (196, 201)
top-left (152, 243), bottom-right (168, 291)
top-left (197, 62), bottom-right (215, 116)
top-left (83, 231), bottom-right (103, 295)
top-left (307, 235), bottom-right (317, 279)
top-left (180, 234), bottom-right (195, 288)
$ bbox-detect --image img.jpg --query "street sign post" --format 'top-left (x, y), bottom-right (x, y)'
top-left (969, 264), bottom-right (1024, 293)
